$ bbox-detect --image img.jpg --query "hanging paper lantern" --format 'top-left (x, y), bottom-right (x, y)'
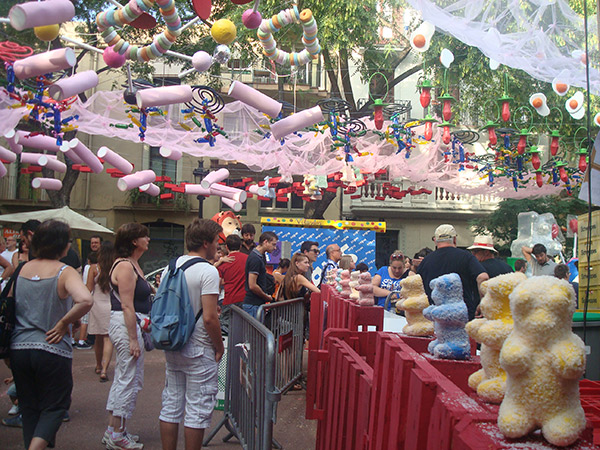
top-left (417, 79), bottom-right (432, 108)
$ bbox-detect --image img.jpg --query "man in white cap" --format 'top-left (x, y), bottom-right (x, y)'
top-left (417, 224), bottom-right (489, 320)
top-left (468, 235), bottom-right (513, 279)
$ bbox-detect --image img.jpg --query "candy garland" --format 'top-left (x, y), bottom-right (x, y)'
top-left (257, 5), bottom-right (320, 66)
top-left (96, 0), bottom-right (182, 63)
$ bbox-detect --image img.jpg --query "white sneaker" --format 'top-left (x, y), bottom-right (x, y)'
top-left (102, 430), bottom-right (139, 445)
top-left (105, 433), bottom-right (143, 450)
top-left (8, 405), bottom-right (19, 415)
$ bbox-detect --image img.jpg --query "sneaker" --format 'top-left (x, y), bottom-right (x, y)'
top-left (74, 342), bottom-right (92, 349)
top-left (105, 433), bottom-right (143, 449)
top-left (2, 414), bottom-right (22, 428)
top-left (102, 430), bottom-right (140, 445)
top-left (62, 411), bottom-right (70, 422)
top-left (8, 405), bottom-right (19, 415)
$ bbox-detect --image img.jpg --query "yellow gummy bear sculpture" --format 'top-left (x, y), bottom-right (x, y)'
top-left (465, 272), bottom-right (526, 403)
top-left (498, 276), bottom-right (586, 447)
top-left (396, 275), bottom-right (433, 336)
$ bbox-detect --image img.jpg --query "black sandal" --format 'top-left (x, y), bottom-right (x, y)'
top-left (99, 373), bottom-right (109, 382)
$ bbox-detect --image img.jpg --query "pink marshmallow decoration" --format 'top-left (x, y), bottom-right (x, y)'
top-left (59, 147), bottom-right (84, 164)
top-left (47, 70), bottom-right (99, 101)
top-left (4, 130), bottom-right (23, 154)
top-left (136, 85), bottom-right (193, 108)
top-left (191, 51), bottom-right (213, 73)
top-left (270, 106), bottom-right (324, 140)
top-left (68, 139), bottom-right (104, 173)
top-left (221, 196), bottom-right (243, 212)
top-left (20, 153), bottom-right (47, 164)
top-left (0, 161), bottom-right (6, 178)
top-left (38, 155), bottom-right (67, 173)
top-left (209, 183), bottom-right (247, 203)
top-left (242, 9), bottom-right (262, 30)
top-left (103, 46), bottom-right (126, 69)
top-left (16, 131), bottom-right (61, 152)
top-left (13, 48), bottom-right (76, 80)
top-left (228, 81), bottom-right (282, 118)
top-left (9, 0), bottom-right (75, 31)
top-left (159, 147), bottom-right (182, 161)
top-left (184, 184), bottom-right (211, 196)
top-left (31, 177), bottom-right (62, 190)
top-left (200, 168), bottom-right (229, 189)
top-left (117, 170), bottom-right (157, 191)
top-left (0, 146), bottom-right (17, 163)
top-left (97, 147), bottom-right (133, 174)
top-left (139, 183), bottom-right (160, 196)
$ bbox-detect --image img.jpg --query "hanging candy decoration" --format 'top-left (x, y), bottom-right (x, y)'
top-left (367, 72), bottom-right (389, 130)
top-left (516, 129), bottom-right (530, 155)
top-left (482, 121), bottom-right (498, 147)
top-left (497, 73), bottom-right (513, 122)
top-left (565, 91), bottom-right (585, 120)
top-left (438, 69), bottom-right (454, 121)
top-left (441, 121), bottom-right (453, 145)
top-left (439, 48), bottom-right (454, 68)
top-left (535, 169), bottom-right (544, 187)
top-left (410, 21), bottom-right (434, 53)
top-left (423, 115), bottom-right (437, 141)
top-left (96, 0), bottom-right (182, 63)
top-left (574, 127), bottom-right (590, 173)
top-left (257, 5), bottom-right (320, 66)
top-left (529, 93), bottom-right (550, 117)
top-left (191, 0), bottom-right (212, 20)
top-left (242, 0), bottom-right (262, 30)
top-left (212, 45), bottom-right (231, 65)
top-left (552, 70), bottom-right (570, 96)
top-left (550, 130), bottom-right (561, 156)
top-left (528, 146), bottom-right (542, 170)
top-left (417, 78), bottom-right (432, 109)
top-left (211, 19), bottom-right (237, 45)
top-left (544, 107), bottom-right (563, 157)
top-left (556, 160), bottom-right (569, 183)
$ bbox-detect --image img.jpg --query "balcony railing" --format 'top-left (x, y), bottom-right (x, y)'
top-left (347, 179), bottom-right (499, 214)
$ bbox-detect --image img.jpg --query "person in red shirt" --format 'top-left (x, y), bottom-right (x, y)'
top-left (217, 234), bottom-right (248, 335)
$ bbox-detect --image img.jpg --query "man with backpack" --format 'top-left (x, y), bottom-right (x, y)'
top-left (157, 218), bottom-right (224, 450)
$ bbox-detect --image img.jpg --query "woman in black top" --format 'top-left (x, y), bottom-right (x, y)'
top-left (279, 253), bottom-right (320, 301)
top-left (104, 223), bottom-right (152, 450)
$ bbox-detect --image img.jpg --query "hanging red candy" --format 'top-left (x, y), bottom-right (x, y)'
top-left (498, 94), bottom-right (513, 122)
top-left (529, 146), bottom-right (541, 170)
top-left (482, 121), bottom-right (498, 147)
top-left (516, 129), bottom-right (530, 155)
top-left (373, 98), bottom-right (384, 130)
top-left (423, 115), bottom-right (437, 141)
top-left (418, 79), bottom-right (432, 108)
top-left (576, 148), bottom-right (588, 172)
top-left (441, 121), bottom-right (452, 144)
top-left (556, 161), bottom-right (568, 183)
top-left (439, 93), bottom-right (455, 121)
top-left (549, 130), bottom-right (561, 156)
top-left (535, 169), bottom-right (544, 188)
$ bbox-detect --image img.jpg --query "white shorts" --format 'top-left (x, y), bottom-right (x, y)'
top-left (159, 347), bottom-right (218, 429)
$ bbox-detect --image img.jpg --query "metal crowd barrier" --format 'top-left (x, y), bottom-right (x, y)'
top-left (257, 298), bottom-right (305, 393)
top-left (204, 305), bottom-right (281, 450)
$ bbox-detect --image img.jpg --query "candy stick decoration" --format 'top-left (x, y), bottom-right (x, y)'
top-left (15, 131), bottom-right (61, 152)
top-left (20, 153), bottom-right (48, 164)
top-left (67, 139), bottom-right (104, 173)
top-left (47, 70), bottom-right (99, 101)
top-left (184, 184), bottom-right (212, 196)
top-left (4, 130), bottom-right (23, 154)
top-left (140, 183), bottom-right (160, 196)
top-left (0, 161), bottom-right (6, 178)
top-left (12, 48), bottom-right (76, 80)
top-left (159, 147), bottom-right (182, 161)
top-left (136, 85), bottom-right (193, 108)
top-left (200, 168), bottom-right (229, 189)
top-left (209, 183), bottom-right (247, 203)
top-left (117, 169), bottom-right (157, 191)
top-left (97, 147), bottom-right (133, 174)
top-left (59, 144), bottom-right (84, 165)
top-left (38, 155), bottom-right (66, 173)
top-left (32, 177), bottom-right (62, 190)
top-left (228, 81), bottom-right (282, 117)
top-left (221, 197), bottom-right (242, 212)
top-left (270, 106), bottom-right (324, 140)
top-left (0, 146), bottom-right (17, 163)
top-left (9, 0), bottom-right (75, 31)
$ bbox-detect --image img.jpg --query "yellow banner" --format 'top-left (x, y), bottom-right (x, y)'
top-left (261, 217), bottom-right (386, 233)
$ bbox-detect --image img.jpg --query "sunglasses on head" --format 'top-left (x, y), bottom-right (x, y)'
top-left (390, 253), bottom-right (404, 260)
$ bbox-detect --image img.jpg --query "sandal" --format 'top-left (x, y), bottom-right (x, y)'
top-left (95, 367), bottom-right (102, 374)
top-left (99, 373), bottom-right (109, 382)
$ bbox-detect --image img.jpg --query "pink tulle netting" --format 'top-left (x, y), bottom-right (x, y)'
top-left (405, 0), bottom-right (599, 93)
top-left (0, 90), bottom-right (562, 199)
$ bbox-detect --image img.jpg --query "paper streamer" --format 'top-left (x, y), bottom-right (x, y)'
top-left (209, 183), bottom-right (247, 202)
top-left (13, 48), bottom-right (76, 80)
top-left (270, 106), bottom-right (324, 140)
top-left (200, 168), bottom-right (229, 189)
top-left (97, 146), bottom-right (133, 174)
top-left (159, 147), bottom-right (182, 160)
top-left (221, 196), bottom-right (242, 212)
top-left (140, 183), bottom-right (160, 196)
top-left (9, 0), bottom-right (75, 31)
top-left (68, 138), bottom-right (103, 173)
top-left (117, 170), bottom-right (156, 191)
top-left (47, 70), bottom-right (99, 101)
top-left (38, 155), bottom-right (67, 173)
top-left (31, 177), bottom-right (62, 190)
top-left (4, 130), bottom-right (23, 154)
top-left (184, 184), bottom-right (211, 196)
top-left (0, 146), bottom-right (17, 163)
top-left (228, 81), bottom-right (282, 118)
top-left (16, 130), bottom-right (61, 152)
top-left (136, 85), bottom-right (193, 108)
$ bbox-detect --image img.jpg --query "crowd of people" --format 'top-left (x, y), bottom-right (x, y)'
top-left (1, 217), bottom-right (578, 449)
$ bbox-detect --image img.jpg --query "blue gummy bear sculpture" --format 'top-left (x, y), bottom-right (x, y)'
top-left (423, 273), bottom-right (471, 360)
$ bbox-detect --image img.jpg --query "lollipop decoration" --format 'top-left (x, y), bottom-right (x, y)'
top-left (257, 5), bottom-right (320, 66)
top-left (242, 0), bottom-right (263, 30)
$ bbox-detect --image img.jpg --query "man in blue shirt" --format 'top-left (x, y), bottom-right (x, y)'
top-left (318, 243), bottom-right (341, 287)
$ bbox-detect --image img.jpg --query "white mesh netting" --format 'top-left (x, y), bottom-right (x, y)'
top-left (405, 0), bottom-right (599, 93)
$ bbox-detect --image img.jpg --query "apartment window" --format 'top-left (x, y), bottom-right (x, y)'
top-left (260, 192), bottom-right (304, 212)
top-left (149, 146), bottom-right (177, 181)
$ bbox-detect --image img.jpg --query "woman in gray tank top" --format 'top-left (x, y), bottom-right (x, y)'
top-left (10, 220), bottom-right (93, 449)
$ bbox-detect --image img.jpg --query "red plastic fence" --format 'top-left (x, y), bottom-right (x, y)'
top-left (310, 329), bottom-right (600, 450)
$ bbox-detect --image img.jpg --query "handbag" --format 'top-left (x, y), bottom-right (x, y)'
top-left (0, 264), bottom-right (24, 360)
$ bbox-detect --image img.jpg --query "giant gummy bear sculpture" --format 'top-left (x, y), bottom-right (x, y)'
top-left (396, 274), bottom-right (433, 336)
top-left (498, 276), bottom-right (585, 447)
top-left (355, 272), bottom-right (375, 306)
top-left (466, 272), bottom-right (527, 403)
top-left (338, 269), bottom-right (352, 298)
top-left (423, 273), bottom-right (470, 359)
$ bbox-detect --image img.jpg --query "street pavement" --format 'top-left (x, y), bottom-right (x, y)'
top-left (1, 348), bottom-right (316, 449)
